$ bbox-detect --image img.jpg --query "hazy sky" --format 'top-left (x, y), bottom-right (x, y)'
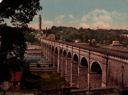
top-left (29, 0), bottom-right (128, 29)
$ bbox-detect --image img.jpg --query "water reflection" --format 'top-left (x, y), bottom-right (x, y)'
top-left (24, 54), bottom-right (47, 63)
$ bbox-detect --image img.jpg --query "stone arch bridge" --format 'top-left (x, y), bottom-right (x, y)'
top-left (41, 39), bottom-right (128, 89)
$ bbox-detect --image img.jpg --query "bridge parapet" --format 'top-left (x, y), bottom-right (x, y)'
top-left (41, 39), bottom-right (128, 60)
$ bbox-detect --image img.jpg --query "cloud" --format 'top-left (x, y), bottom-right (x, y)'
top-left (80, 9), bottom-right (128, 29)
top-left (79, 22), bottom-right (111, 29)
top-left (82, 9), bottom-right (112, 23)
top-left (68, 14), bottom-right (75, 19)
top-left (79, 23), bottom-right (90, 28)
top-left (42, 19), bottom-right (54, 28)
top-left (29, 15), bottom-right (65, 29)
top-left (54, 15), bottom-right (65, 25)
top-left (29, 10), bottom-right (128, 30)
top-left (92, 22), bottom-right (111, 29)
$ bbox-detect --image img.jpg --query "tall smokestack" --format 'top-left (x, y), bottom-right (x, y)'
top-left (39, 14), bottom-right (42, 31)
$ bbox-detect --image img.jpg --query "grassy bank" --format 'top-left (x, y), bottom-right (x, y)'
top-left (32, 71), bottom-right (69, 90)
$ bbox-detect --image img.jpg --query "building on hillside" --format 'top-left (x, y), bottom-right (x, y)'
top-left (46, 34), bottom-right (56, 40)
top-left (111, 41), bottom-right (122, 46)
top-left (121, 34), bottom-right (128, 38)
top-left (74, 39), bottom-right (81, 43)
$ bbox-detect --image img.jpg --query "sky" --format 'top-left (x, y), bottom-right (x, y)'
top-left (29, 0), bottom-right (128, 29)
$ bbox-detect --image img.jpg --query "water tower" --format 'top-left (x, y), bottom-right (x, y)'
top-left (39, 14), bottom-right (42, 31)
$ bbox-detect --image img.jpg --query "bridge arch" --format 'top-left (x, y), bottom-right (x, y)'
top-left (63, 50), bottom-right (67, 57)
top-left (72, 54), bottom-right (79, 87)
top-left (90, 61), bottom-right (102, 88)
top-left (55, 47), bottom-right (58, 54)
top-left (49, 45), bottom-right (52, 50)
top-left (59, 48), bottom-right (62, 55)
top-left (48, 45), bottom-right (50, 49)
top-left (73, 54), bottom-right (78, 62)
top-left (52, 46), bottom-right (54, 52)
top-left (66, 52), bottom-right (72, 84)
top-left (67, 52), bottom-right (72, 58)
top-left (80, 57), bottom-right (88, 67)
top-left (46, 44), bottom-right (49, 48)
top-left (79, 57), bottom-right (88, 88)
top-left (58, 48), bottom-right (63, 74)
top-left (91, 62), bottom-right (102, 74)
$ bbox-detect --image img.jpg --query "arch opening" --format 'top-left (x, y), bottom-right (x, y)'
top-left (59, 49), bottom-right (62, 55)
top-left (48, 45), bottom-right (51, 50)
top-left (91, 62), bottom-right (102, 74)
top-left (72, 54), bottom-right (79, 87)
top-left (73, 54), bottom-right (78, 62)
top-left (55, 47), bottom-right (58, 54)
top-left (81, 57), bottom-right (88, 67)
top-left (48, 45), bottom-right (50, 48)
top-left (67, 52), bottom-right (71, 58)
top-left (49, 45), bottom-right (52, 49)
top-left (63, 50), bottom-right (66, 57)
top-left (52, 46), bottom-right (54, 52)
top-left (79, 57), bottom-right (88, 88)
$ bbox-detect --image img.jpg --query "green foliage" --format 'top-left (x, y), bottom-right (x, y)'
top-left (0, 0), bottom-right (42, 26)
top-left (23, 28), bottom-right (40, 44)
top-left (121, 39), bottom-right (128, 47)
top-left (32, 72), bottom-right (69, 90)
top-left (0, 25), bottom-right (26, 62)
top-left (49, 26), bottom-right (128, 46)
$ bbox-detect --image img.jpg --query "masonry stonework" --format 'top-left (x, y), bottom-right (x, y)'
top-left (41, 39), bottom-right (128, 89)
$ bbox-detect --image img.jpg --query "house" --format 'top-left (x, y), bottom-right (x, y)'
top-left (11, 71), bottom-right (22, 88)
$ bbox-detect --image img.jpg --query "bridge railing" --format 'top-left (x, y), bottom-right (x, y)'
top-left (36, 87), bottom-right (120, 95)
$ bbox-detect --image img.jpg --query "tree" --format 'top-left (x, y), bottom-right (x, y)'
top-left (0, 25), bottom-right (27, 83)
top-left (0, 0), bottom-right (41, 26)
top-left (0, 0), bottom-right (41, 83)
top-left (23, 28), bottom-right (40, 44)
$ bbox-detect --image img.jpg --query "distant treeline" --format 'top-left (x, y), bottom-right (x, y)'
top-left (44, 26), bottom-right (128, 46)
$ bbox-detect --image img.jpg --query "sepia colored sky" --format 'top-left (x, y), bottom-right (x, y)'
top-left (29, 0), bottom-right (128, 29)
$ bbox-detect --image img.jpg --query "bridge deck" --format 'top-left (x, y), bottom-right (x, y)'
top-left (49, 39), bottom-right (128, 59)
